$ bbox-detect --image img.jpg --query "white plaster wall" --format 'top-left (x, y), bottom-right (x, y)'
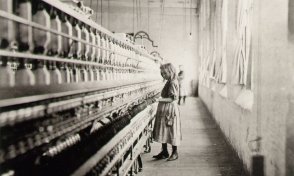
top-left (198, 0), bottom-right (294, 175)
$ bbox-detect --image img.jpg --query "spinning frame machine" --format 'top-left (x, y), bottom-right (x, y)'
top-left (0, 0), bottom-right (163, 175)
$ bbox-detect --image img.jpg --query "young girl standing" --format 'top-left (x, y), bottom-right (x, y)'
top-left (152, 63), bottom-right (182, 161)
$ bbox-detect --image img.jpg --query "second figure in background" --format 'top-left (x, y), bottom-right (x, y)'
top-left (152, 63), bottom-right (182, 161)
top-left (178, 65), bottom-right (187, 105)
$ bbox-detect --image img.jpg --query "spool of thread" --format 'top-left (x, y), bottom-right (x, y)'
top-left (0, 0), bottom-right (15, 50)
top-left (90, 29), bottom-right (96, 62)
top-left (17, 0), bottom-right (33, 52)
top-left (60, 14), bottom-right (72, 57)
top-left (0, 58), bottom-right (15, 87)
top-left (50, 62), bottom-right (62, 84)
top-left (33, 60), bottom-right (50, 85)
top-left (32, 2), bottom-right (51, 54)
top-left (88, 67), bottom-right (94, 82)
top-left (49, 8), bottom-right (62, 56)
top-left (15, 59), bottom-right (35, 86)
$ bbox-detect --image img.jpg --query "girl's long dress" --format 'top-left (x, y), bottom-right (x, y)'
top-left (153, 79), bottom-right (182, 146)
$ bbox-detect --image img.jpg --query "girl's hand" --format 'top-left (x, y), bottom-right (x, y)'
top-left (158, 98), bottom-right (174, 103)
top-left (151, 97), bottom-right (158, 103)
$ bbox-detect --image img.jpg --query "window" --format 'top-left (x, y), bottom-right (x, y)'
top-left (233, 0), bottom-right (254, 110)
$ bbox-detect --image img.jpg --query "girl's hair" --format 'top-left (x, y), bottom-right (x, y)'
top-left (160, 63), bottom-right (177, 80)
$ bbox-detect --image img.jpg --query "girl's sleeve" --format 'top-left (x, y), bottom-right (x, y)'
top-left (168, 81), bottom-right (179, 100)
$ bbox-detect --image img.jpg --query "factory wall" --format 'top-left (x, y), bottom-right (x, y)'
top-left (197, 0), bottom-right (294, 175)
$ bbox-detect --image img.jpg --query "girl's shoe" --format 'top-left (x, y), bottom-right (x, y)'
top-left (167, 152), bottom-right (178, 161)
top-left (152, 151), bottom-right (169, 159)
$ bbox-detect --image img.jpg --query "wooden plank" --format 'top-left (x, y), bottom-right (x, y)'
top-left (0, 79), bottom-right (160, 107)
top-left (0, 49), bottom-right (145, 70)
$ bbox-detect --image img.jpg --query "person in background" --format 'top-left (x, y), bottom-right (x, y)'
top-left (152, 63), bottom-right (182, 161)
top-left (178, 65), bottom-right (187, 105)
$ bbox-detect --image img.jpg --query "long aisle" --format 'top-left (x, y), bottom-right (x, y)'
top-left (138, 98), bottom-right (248, 176)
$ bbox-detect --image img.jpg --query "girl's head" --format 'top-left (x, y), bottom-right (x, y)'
top-left (160, 63), bottom-right (177, 80)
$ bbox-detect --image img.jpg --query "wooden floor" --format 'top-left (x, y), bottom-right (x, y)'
top-left (138, 98), bottom-right (248, 176)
